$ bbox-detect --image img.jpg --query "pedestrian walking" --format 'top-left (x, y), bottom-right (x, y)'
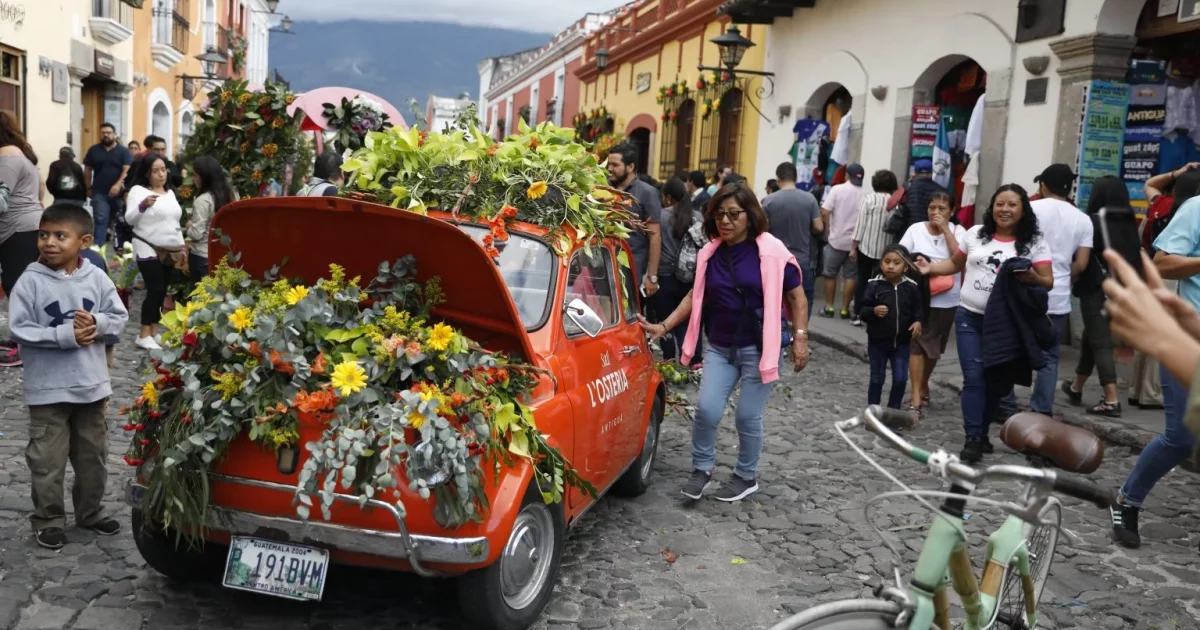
top-left (0, 110), bottom-right (45, 368)
top-left (8, 203), bottom-right (128, 549)
top-left (82, 122), bottom-right (133, 248)
top-left (185, 156), bottom-right (236, 284)
top-left (125, 155), bottom-right (185, 351)
top-left (640, 183), bottom-right (810, 502)
top-left (859, 244), bottom-right (924, 410)
top-left (765, 179), bottom-right (779, 197)
top-left (763, 162), bottom-right (823, 313)
top-left (688, 170), bottom-right (711, 211)
top-left (46, 147), bottom-right (87, 206)
top-left (896, 159), bottom-right (948, 235)
top-left (129, 135), bottom-right (183, 190)
top-left (900, 192), bottom-right (966, 412)
top-left (1062, 176), bottom-right (1126, 416)
top-left (851, 169), bottom-right (899, 326)
top-left (917, 184), bottom-right (1052, 463)
top-left (606, 143), bottom-right (662, 302)
top-left (651, 177), bottom-right (702, 361)
top-left (300, 152), bottom-right (345, 197)
top-left (706, 164), bottom-right (732, 197)
top-left (127, 140), bottom-right (141, 154)
top-left (1109, 176), bottom-right (1200, 549)
top-left (818, 163), bottom-right (866, 319)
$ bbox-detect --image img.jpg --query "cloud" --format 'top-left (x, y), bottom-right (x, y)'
top-left (280, 0), bottom-right (630, 33)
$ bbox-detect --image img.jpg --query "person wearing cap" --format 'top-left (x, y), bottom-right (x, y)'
top-left (819, 163), bottom-right (867, 319)
top-left (900, 159), bottom-right (949, 235)
top-left (46, 146), bottom-right (87, 206)
top-left (1018, 164), bottom-right (1092, 418)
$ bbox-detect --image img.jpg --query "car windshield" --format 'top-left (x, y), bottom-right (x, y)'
top-left (457, 225), bottom-right (554, 329)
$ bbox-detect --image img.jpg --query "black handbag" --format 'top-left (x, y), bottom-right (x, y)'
top-left (885, 193), bottom-right (909, 235)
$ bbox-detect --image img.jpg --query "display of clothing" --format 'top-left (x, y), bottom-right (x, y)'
top-left (789, 119), bottom-right (830, 192)
top-left (964, 95), bottom-right (984, 155)
top-left (831, 112), bottom-right (851, 166)
top-left (1164, 82), bottom-right (1198, 136)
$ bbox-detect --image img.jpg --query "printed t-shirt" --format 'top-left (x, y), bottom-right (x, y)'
top-left (957, 225), bottom-right (1052, 315)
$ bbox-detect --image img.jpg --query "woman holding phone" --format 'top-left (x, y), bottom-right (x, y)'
top-left (916, 184), bottom-right (1052, 463)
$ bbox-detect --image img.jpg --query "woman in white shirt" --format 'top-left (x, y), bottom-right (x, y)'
top-left (917, 184), bottom-right (1053, 463)
top-left (125, 155), bottom-right (185, 350)
top-left (899, 191), bottom-right (966, 413)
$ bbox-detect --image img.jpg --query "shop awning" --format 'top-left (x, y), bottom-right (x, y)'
top-left (717, 0), bottom-right (815, 24)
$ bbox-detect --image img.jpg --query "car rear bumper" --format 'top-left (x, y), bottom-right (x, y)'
top-left (125, 475), bottom-right (489, 576)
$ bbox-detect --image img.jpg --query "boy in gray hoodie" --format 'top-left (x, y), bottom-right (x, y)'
top-left (9, 203), bottom-right (129, 549)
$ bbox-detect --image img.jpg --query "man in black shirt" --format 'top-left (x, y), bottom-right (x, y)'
top-left (129, 134), bottom-right (183, 191)
top-left (46, 147), bottom-right (87, 205)
top-left (83, 122), bottom-right (133, 248)
top-left (900, 159), bottom-right (947, 234)
top-left (607, 143), bottom-right (662, 300)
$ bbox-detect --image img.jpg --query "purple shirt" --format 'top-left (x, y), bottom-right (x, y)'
top-left (703, 240), bottom-right (801, 349)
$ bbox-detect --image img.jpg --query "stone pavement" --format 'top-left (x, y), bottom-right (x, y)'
top-left (0, 296), bottom-right (1197, 629)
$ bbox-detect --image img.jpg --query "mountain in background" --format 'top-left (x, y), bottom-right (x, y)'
top-left (268, 20), bottom-right (552, 124)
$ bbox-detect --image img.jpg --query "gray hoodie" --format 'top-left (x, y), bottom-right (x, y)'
top-left (9, 258), bottom-right (129, 406)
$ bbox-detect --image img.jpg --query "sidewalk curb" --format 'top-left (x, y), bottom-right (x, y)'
top-left (809, 329), bottom-right (1159, 453)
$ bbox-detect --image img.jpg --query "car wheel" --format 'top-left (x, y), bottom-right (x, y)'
top-left (612, 393), bottom-right (662, 497)
top-left (132, 508), bottom-right (224, 582)
top-left (457, 487), bottom-right (565, 630)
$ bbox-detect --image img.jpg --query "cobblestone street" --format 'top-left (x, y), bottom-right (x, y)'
top-left (0, 302), bottom-right (1198, 629)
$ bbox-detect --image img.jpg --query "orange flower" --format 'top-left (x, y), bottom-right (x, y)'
top-left (485, 246), bottom-right (501, 258)
top-left (247, 341), bottom-right (262, 358)
top-left (251, 170), bottom-right (263, 182)
top-left (469, 172), bottom-right (480, 184)
top-left (501, 204), bottom-right (519, 219)
top-left (178, 186), bottom-right (193, 199)
top-left (285, 94), bottom-right (296, 105)
top-left (272, 117), bottom-right (286, 129)
top-left (529, 136), bottom-right (540, 149)
top-left (487, 144), bottom-right (499, 156)
top-left (404, 341), bottom-right (422, 360)
top-left (270, 350), bottom-right (296, 375)
top-left (418, 131), bottom-right (428, 147)
top-left (231, 165), bottom-right (241, 175)
top-left (311, 352), bottom-right (328, 375)
top-left (294, 388), bottom-right (338, 413)
top-left (240, 141), bottom-right (250, 153)
top-left (482, 234), bottom-right (494, 246)
top-left (262, 143), bottom-right (279, 158)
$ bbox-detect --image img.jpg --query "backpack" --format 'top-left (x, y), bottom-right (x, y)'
top-left (299, 179), bottom-right (335, 197)
top-left (1142, 194), bottom-right (1174, 251)
top-left (675, 222), bottom-right (707, 284)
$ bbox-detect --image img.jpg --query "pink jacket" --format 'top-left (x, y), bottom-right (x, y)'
top-left (680, 232), bottom-right (802, 383)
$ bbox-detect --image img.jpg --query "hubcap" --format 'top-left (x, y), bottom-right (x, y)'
top-left (500, 503), bottom-right (555, 610)
top-left (639, 418), bottom-right (658, 479)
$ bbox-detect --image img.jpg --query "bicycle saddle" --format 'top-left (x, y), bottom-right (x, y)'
top-left (999, 413), bottom-right (1105, 474)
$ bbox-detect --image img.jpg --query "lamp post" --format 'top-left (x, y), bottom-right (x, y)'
top-left (696, 24), bottom-right (775, 118)
top-left (269, 15), bottom-right (294, 35)
top-left (595, 48), bottom-right (609, 72)
top-left (177, 47), bottom-right (230, 95)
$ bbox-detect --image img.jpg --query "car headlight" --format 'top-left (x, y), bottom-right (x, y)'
top-left (411, 442), bottom-right (451, 489)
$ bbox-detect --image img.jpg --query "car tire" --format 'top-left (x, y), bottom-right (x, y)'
top-left (612, 393), bottom-right (662, 498)
top-left (456, 487), bottom-right (565, 630)
top-left (132, 508), bottom-right (224, 582)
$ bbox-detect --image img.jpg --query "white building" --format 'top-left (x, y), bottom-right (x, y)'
top-left (425, 94), bottom-right (475, 134)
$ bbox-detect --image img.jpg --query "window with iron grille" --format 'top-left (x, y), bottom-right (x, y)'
top-left (672, 99), bottom-right (696, 179)
top-left (0, 46), bottom-right (24, 132)
top-left (716, 88), bottom-right (744, 175)
top-left (696, 98), bottom-right (719, 180)
top-left (657, 118), bottom-right (676, 182)
top-left (172, 0), bottom-right (191, 54)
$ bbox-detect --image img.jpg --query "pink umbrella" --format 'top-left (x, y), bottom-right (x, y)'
top-left (287, 86), bottom-right (408, 136)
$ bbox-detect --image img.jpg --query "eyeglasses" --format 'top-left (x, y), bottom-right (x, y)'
top-left (713, 209), bottom-right (745, 222)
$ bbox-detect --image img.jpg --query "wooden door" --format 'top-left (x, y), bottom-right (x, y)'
top-left (80, 85), bottom-right (104, 150)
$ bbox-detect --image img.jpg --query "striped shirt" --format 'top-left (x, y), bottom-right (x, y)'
top-left (853, 192), bottom-right (894, 260)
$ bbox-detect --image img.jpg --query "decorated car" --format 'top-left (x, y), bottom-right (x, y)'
top-left (124, 118), bottom-right (665, 630)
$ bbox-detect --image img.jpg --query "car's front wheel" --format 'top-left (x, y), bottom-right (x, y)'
top-left (131, 508), bottom-right (225, 582)
top-left (456, 487), bottom-right (565, 630)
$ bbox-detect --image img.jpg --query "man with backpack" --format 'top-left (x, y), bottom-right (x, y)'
top-left (300, 153), bottom-right (344, 197)
top-left (46, 147), bottom-right (86, 206)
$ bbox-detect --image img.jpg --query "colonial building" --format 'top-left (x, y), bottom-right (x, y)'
top-left (0, 1), bottom-right (137, 177)
top-left (576, 0), bottom-right (769, 185)
top-left (426, 93), bottom-right (475, 133)
top-left (478, 13), bottom-right (605, 139)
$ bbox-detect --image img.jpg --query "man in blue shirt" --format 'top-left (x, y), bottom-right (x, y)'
top-left (82, 123), bottom-right (133, 248)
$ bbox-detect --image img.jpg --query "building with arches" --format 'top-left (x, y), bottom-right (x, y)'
top-left (728, 0), bottom-right (1200, 218)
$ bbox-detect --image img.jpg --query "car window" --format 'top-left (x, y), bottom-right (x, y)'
top-left (457, 226), bottom-right (554, 329)
top-left (564, 245), bottom-right (618, 337)
top-left (616, 245), bottom-right (638, 322)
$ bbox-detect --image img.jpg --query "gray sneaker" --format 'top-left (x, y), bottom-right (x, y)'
top-left (681, 470), bottom-right (713, 500)
top-left (714, 475), bottom-right (758, 502)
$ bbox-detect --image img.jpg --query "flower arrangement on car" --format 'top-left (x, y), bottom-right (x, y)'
top-left (123, 255), bottom-right (594, 539)
top-left (322, 94), bottom-right (393, 155)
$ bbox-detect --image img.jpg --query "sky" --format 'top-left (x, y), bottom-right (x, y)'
top-left (281, 0), bottom-right (630, 33)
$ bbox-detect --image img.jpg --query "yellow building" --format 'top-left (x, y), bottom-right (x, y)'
top-left (130, 0), bottom-right (212, 158)
top-left (576, 0), bottom-right (767, 187)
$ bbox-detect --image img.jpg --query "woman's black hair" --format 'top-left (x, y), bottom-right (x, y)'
top-left (871, 170), bottom-right (899, 194)
top-left (1168, 170), bottom-right (1200, 221)
top-left (661, 177), bottom-right (694, 241)
top-left (928, 191), bottom-right (953, 208)
top-left (133, 154), bottom-right (173, 191)
top-left (702, 182), bottom-right (769, 241)
top-left (1085, 175), bottom-right (1130, 215)
top-left (980, 183), bottom-right (1041, 257)
top-left (192, 155), bottom-right (235, 212)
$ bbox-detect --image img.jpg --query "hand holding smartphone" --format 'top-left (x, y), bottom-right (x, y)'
top-left (1098, 207), bottom-right (1144, 282)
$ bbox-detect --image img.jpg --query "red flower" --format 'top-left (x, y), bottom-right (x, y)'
top-left (139, 439), bottom-right (151, 445)
top-left (182, 415), bottom-right (193, 424)
top-left (661, 113), bottom-right (668, 122)
top-left (147, 412), bottom-right (162, 421)
top-left (182, 331), bottom-right (198, 347)
top-left (123, 423), bottom-right (136, 432)
top-left (135, 424), bottom-right (146, 431)
top-left (482, 234), bottom-right (494, 246)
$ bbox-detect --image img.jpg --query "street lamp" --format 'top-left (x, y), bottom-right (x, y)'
top-left (177, 47), bottom-right (229, 95)
top-left (712, 24), bottom-right (754, 71)
top-left (266, 0), bottom-right (280, 12)
top-left (595, 48), bottom-right (609, 72)
top-left (269, 15), bottom-right (294, 34)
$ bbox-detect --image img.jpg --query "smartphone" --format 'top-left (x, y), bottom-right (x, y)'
top-left (1098, 206), bottom-right (1144, 281)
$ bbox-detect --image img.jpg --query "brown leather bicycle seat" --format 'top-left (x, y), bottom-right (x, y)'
top-left (1000, 413), bottom-right (1105, 474)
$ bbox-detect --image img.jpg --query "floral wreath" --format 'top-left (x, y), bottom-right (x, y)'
top-left (322, 95), bottom-right (394, 155)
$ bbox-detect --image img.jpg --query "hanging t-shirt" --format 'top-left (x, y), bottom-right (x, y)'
top-left (1031, 198), bottom-right (1094, 315)
top-left (900, 221), bottom-right (968, 309)
top-left (957, 225), bottom-right (1052, 315)
top-left (790, 119), bottom-right (830, 191)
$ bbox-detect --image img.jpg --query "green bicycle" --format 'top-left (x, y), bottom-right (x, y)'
top-left (771, 405), bottom-right (1114, 630)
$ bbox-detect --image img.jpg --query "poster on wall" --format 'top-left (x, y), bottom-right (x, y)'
top-left (910, 105), bottom-right (940, 159)
top-left (1076, 80), bottom-right (1130, 210)
top-left (103, 100), bottom-right (123, 138)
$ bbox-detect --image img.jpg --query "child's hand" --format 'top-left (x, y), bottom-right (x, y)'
top-left (74, 324), bottom-right (97, 346)
top-left (910, 322), bottom-right (923, 338)
top-left (73, 310), bottom-right (95, 330)
top-left (874, 305), bottom-right (889, 318)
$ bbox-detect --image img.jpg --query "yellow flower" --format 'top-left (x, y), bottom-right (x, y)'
top-left (142, 381), bottom-right (158, 406)
top-left (286, 285), bottom-right (309, 305)
top-left (229, 307), bottom-right (254, 331)
top-left (407, 410), bottom-right (426, 429)
top-left (526, 181), bottom-right (548, 200)
top-left (426, 323), bottom-right (456, 352)
top-left (330, 360), bottom-right (367, 397)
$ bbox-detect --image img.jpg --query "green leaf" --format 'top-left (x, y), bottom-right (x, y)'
top-left (508, 429), bottom-right (530, 458)
top-left (617, 250), bottom-right (630, 269)
top-left (351, 337), bottom-right (369, 356)
top-left (566, 194), bottom-right (581, 212)
top-left (492, 402), bottom-right (519, 434)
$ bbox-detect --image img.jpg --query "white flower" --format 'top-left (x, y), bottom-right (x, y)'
top-left (342, 147), bottom-right (353, 160)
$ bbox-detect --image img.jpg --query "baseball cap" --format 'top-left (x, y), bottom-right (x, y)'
top-left (1034, 163), bottom-right (1076, 194)
top-left (913, 159), bottom-right (933, 174)
top-left (59, 146), bottom-right (75, 159)
top-left (846, 163), bottom-right (865, 186)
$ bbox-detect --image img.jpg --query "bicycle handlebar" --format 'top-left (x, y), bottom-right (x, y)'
top-left (1051, 472), bottom-right (1116, 509)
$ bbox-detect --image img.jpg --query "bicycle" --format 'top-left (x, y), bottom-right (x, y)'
top-left (770, 406), bottom-right (1114, 630)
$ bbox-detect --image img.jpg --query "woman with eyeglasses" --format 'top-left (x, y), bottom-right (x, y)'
top-left (640, 182), bottom-right (810, 503)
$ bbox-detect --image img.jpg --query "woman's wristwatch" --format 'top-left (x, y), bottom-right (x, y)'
top-left (793, 329), bottom-right (808, 342)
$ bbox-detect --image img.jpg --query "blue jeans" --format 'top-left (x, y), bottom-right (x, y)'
top-left (692, 344), bottom-right (779, 480)
top-left (956, 308), bottom-right (1014, 440)
top-left (90, 193), bottom-right (121, 248)
top-left (800, 264), bottom-right (815, 324)
top-left (1119, 366), bottom-right (1197, 507)
top-left (868, 342), bottom-right (910, 409)
top-left (1001, 313), bottom-right (1068, 415)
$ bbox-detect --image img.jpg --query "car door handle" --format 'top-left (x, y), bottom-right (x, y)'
top-left (622, 345), bottom-right (641, 356)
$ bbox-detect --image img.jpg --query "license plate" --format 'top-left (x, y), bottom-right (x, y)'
top-left (222, 536), bottom-right (329, 601)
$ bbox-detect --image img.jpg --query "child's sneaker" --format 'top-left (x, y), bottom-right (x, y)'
top-left (35, 527), bottom-right (66, 550)
top-left (0, 340), bottom-right (21, 367)
top-left (136, 336), bottom-right (162, 351)
top-left (87, 517), bottom-right (121, 536)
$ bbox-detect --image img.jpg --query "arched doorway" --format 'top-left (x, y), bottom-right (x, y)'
top-left (913, 56), bottom-right (987, 203)
top-left (152, 102), bottom-right (171, 150)
top-left (628, 128), bottom-right (651, 175)
top-left (804, 83), bottom-right (852, 185)
top-left (715, 88), bottom-right (744, 174)
top-left (674, 98), bottom-right (696, 178)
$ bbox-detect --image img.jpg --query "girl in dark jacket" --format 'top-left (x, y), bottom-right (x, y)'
top-left (860, 244), bottom-right (924, 410)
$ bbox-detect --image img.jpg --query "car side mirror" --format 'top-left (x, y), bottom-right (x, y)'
top-left (564, 298), bottom-right (603, 338)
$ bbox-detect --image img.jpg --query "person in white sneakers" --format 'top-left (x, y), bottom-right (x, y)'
top-left (125, 155), bottom-right (185, 351)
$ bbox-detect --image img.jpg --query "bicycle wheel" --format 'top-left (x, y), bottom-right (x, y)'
top-left (769, 598), bottom-right (904, 630)
top-left (995, 500), bottom-right (1062, 629)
